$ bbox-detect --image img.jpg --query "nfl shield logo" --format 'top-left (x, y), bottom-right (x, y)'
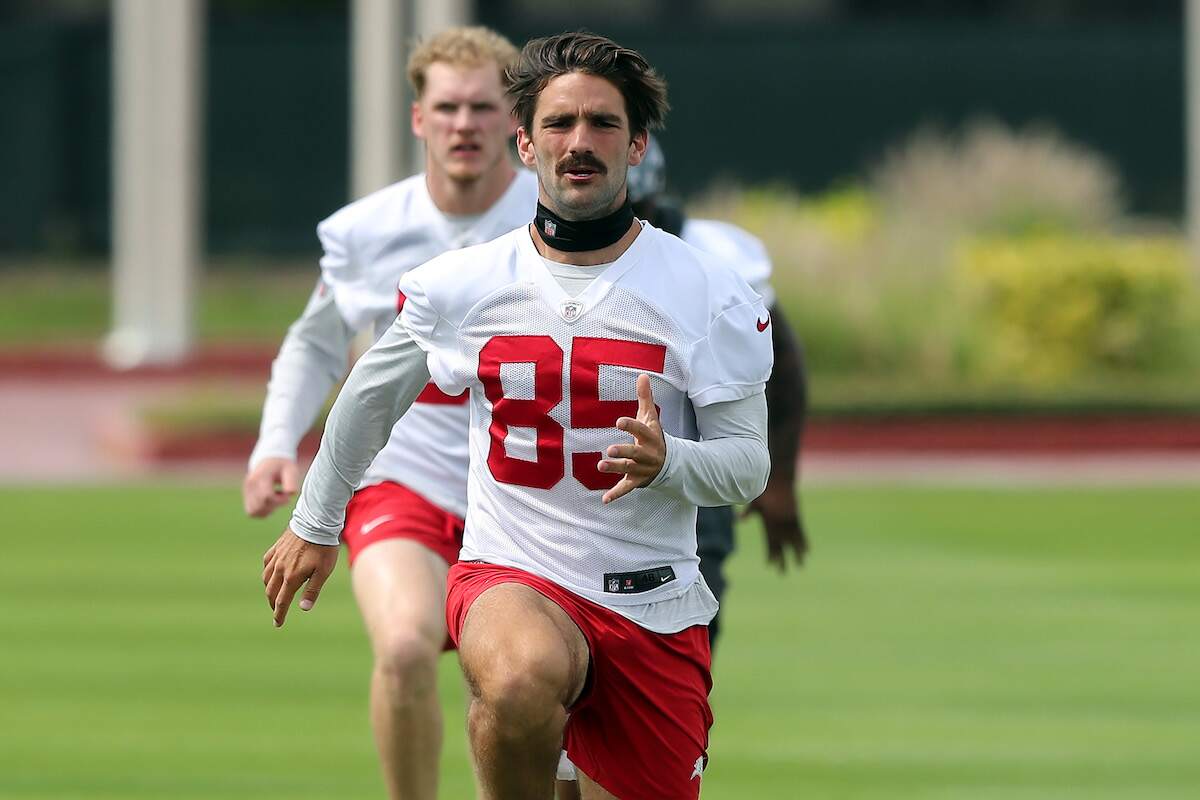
top-left (607, 577), bottom-right (619, 592)
top-left (560, 300), bottom-right (582, 322)
top-left (544, 219), bottom-right (557, 237)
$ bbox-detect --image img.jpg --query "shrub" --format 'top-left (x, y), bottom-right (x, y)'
top-left (956, 235), bottom-right (1193, 384)
top-left (690, 121), bottom-right (1197, 389)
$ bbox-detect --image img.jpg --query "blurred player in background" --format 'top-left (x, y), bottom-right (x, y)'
top-left (263, 31), bottom-right (773, 798)
top-left (553, 133), bottom-right (810, 799)
top-left (626, 135), bottom-right (808, 646)
top-left (242, 27), bottom-right (536, 800)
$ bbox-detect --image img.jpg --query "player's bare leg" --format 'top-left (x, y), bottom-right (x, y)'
top-left (351, 539), bottom-right (450, 800)
top-left (459, 583), bottom-right (590, 800)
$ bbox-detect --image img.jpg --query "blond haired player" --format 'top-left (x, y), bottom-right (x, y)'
top-left (243, 27), bottom-right (535, 799)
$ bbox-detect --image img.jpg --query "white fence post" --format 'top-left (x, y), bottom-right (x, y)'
top-left (106, 0), bottom-right (204, 368)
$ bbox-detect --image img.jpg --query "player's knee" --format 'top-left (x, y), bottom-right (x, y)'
top-left (468, 637), bottom-right (573, 719)
top-left (477, 672), bottom-right (562, 733)
top-left (373, 628), bottom-right (440, 695)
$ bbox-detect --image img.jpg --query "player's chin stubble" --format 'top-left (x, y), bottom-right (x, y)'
top-left (542, 169), bottom-right (625, 221)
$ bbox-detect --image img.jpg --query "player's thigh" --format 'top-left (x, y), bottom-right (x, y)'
top-left (459, 582), bottom-right (590, 706)
top-left (351, 538), bottom-right (450, 652)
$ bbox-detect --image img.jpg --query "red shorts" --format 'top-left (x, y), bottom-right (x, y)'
top-left (446, 561), bottom-right (714, 799)
top-left (342, 481), bottom-right (464, 567)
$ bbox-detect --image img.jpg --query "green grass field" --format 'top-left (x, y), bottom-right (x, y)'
top-left (2, 484), bottom-right (1197, 799)
top-left (0, 265), bottom-right (315, 345)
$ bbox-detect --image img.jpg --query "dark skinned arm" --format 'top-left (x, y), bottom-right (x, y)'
top-left (747, 303), bottom-right (809, 571)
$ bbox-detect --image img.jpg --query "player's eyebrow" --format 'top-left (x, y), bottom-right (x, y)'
top-left (587, 111), bottom-right (623, 127)
top-left (541, 111), bottom-right (624, 128)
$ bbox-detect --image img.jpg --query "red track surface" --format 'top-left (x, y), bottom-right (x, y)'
top-left (0, 344), bottom-right (275, 381)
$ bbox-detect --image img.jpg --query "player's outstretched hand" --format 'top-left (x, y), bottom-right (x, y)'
top-left (262, 528), bottom-right (338, 628)
top-left (745, 483), bottom-right (808, 573)
top-left (243, 458), bottom-right (301, 518)
top-left (599, 374), bottom-right (666, 505)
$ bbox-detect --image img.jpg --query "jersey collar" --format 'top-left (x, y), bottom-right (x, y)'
top-left (517, 220), bottom-right (654, 324)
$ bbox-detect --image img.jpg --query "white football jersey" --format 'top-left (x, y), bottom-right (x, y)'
top-left (317, 169), bottom-right (538, 516)
top-left (398, 224), bottom-right (773, 610)
top-left (681, 218), bottom-right (775, 307)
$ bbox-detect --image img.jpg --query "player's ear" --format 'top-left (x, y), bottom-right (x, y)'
top-left (516, 126), bottom-right (537, 168)
top-left (411, 100), bottom-right (425, 140)
top-left (627, 130), bottom-right (648, 167)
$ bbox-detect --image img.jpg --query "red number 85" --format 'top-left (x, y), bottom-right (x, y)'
top-left (477, 335), bottom-right (666, 491)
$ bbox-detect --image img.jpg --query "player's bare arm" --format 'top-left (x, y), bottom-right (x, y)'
top-left (598, 373), bottom-right (666, 504)
top-left (748, 303), bottom-right (808, 571)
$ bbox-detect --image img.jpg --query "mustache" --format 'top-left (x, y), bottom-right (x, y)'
top-left (556, 154), bottom-right (606, 175)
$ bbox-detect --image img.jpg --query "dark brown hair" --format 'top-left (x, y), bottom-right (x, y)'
top-left (506, 32), bottom-right (669, 137)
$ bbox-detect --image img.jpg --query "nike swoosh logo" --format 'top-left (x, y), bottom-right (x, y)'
top-left (756, 316), bottom-right (771, 332)
top-left (360, 514), bottom-right (395, 535)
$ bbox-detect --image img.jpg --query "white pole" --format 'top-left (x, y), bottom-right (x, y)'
top-left (106, 0), bottom-right (203, 368)
top-left (351, 0), bottom-right (410, 198)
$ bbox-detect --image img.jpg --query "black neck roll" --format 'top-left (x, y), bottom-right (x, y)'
top-left (533, 199), bottom-right (635, 253)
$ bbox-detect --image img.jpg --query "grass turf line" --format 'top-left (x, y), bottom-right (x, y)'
top-left (1, 485), bottom-right (1196, 798)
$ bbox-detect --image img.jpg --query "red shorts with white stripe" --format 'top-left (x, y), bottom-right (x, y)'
top-left (445, 561), bottom-right (714, 799)
top-left (342, 481), bottom-right (464, 568)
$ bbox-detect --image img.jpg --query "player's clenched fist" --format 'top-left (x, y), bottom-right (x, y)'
top-left (262, 529), bottom-right (338, 627)
top-left (242, 457), bottom-right (301, 517)
top-left (598, 374), bottom-right (666, 505)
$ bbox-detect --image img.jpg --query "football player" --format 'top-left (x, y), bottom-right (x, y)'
top-left (554, 135), bottom-right (809, 796)
top-left (627, 135), bottom-right (809, 647)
